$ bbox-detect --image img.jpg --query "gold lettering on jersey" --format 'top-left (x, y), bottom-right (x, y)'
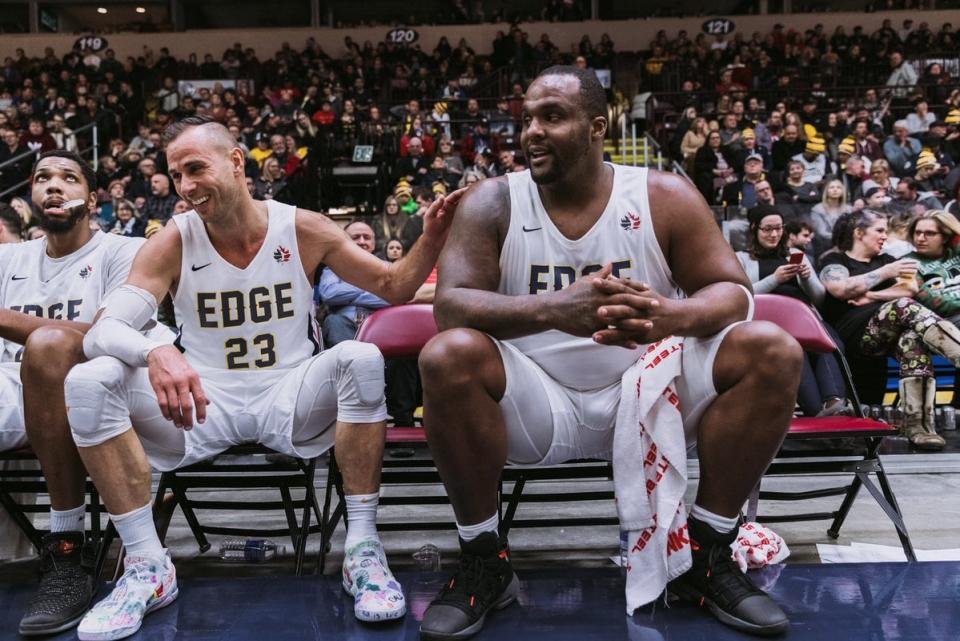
top-left (10, 300), bottom-right (82, 320)
top-left (527, 260), bottom-right (632, 294)
top-left (196, 283), bottom-right (296, 328)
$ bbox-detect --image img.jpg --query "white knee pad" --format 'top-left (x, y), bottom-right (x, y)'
top-left (334, 341), bottom-right (387, 423)
top-left (65, 356), bottom-right (134, 447)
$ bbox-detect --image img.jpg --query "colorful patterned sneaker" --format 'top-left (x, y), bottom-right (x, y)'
top-left (77, 551), bottom-right (178, 641)
top-left (342, 538), bottom-right (407, 622)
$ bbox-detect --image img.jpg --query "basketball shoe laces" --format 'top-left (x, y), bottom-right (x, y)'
top-left (28, 542), bottom-right (89, 616)
top-left (698, 543), bottom-right (762, 610)
top-left (92, 557), bottom-right (163, 613)
top-left (434, 551), bottom-right (506, 613)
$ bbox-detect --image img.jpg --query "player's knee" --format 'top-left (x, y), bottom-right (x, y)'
top-left (21, 326), bottom-right (83, 380)
top-left (737, 321), bottom-right (804, 383)
top-left (335, 340), bottom-right (385, 407)
top-left (65, 357), bottom-right (127, 447)
top-left (419, 329), bottom-right (489, 387)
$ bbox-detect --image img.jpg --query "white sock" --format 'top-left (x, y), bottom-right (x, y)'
top-left (49, 505), bottom-right (86, 533)
top-left (690, 504), bottom-right (740, 535)
top-left (344, 493), bottom-right (379, 549)
top-left (111, 503), bottom-right (164, 559)
top-left (456, 513), bottom-right (499, 543)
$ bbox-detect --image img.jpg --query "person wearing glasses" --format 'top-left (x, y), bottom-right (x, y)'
top-left (905, 210), bottom-right (960, 327)
top-left (861, 159), bottom-right (900, 194)
top-left (820, 209), bottom-right (960, 450)
top-left (736, 204), bottom-right (847, 416)
top-left (754, 180), bottom-right (777, 207)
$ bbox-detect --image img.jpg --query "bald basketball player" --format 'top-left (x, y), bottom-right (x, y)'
top-left (417, 66), bottom-right (802, 640)
top-left (63, 116), bottom-right (462, 640)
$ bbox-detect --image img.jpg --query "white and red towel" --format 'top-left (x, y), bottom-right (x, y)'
top-left (731, 522), bottom-right (790, 573)
top-left (613, 336), bottom-right (692, 615)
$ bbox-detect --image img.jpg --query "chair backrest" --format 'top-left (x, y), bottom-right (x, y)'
top-left (753, 294), bottom-right (837, 353)
top-left (354, 304), bottom-right (438, 358)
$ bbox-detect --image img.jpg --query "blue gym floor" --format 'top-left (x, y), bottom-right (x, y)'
top-left (1, 562), bottom-right (958, 640)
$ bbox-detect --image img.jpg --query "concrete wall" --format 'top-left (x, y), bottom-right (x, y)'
top-left (1, 10), bottom-right (956, 61)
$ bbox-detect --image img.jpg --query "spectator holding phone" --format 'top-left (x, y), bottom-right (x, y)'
top-left (736, 204), bottom-right (847, 416)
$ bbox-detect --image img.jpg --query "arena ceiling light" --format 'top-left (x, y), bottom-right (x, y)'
top-left (97, 7), bottom-right (107, 13)
top-left (136, 6), bottom-right (146, 13)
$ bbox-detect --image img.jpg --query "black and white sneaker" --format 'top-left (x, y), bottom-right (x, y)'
top-left (19, 531), bottom-right (95, 636)
top-left (668, 518), bottom-right (789, 637)
top-left (419, 532), bottom-right (520, 641)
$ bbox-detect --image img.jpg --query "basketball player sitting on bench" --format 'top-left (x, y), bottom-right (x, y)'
top-left (62, 116), bottom-right (463, 641)
top-left (4, 151), bottom-right (165, 638)
top-left (417, 66), bottom-right (803, 640)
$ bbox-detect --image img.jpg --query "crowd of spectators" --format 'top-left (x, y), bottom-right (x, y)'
top-left (662, 22), bottom-right (960, 225)
top-left (0, 20), bottom-right (620, 251)
top-left (649, 19), bottom-right (960, 444)
top-left (5, 13), bottom-right (960, 419)
top-left (641, 17), bottom-right (957, 100)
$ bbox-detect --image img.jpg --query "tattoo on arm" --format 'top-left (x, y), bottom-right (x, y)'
top-left (819, 264), bottom-right (849, 283)
top-left (820, 263), bottom-right (884, 298)
top-left (854, 270), bottom-right (884, 295)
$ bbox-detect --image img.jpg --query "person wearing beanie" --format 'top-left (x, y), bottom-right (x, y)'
top-left (835, 136), bottom-right (870, 176)
top-left (837, 137), bottom-right (856, 158)
top-left (394, 181), bottom-right (419, 215)
top-left (430, 101), bottom-right (452, 140)
top-left (791, 136), bottom-right (834, 184)
top-left (914, 150), bottom-right (947, 201)
top-left (731, 127), bottom-right (770, 171)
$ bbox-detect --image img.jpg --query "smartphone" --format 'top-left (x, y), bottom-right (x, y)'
top-left (788, 252), bottom-right (804, 265)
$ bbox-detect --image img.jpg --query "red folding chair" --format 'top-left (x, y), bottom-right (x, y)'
top-left (319, 305), bottom-right (619, 572)
top-left (317, 305), bottom-right (444, 572)
top-left (751, 294), bottom-right (916, 561)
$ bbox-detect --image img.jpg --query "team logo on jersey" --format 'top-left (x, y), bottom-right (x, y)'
top-left (620, 212), bottom-right (642, 231)
top-left (273, 245), bottom-right (291, 263)
top-left (78, 265), bottom-right (93, 279)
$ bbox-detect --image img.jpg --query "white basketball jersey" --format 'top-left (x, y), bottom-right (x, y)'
top-left (0, 232), bottom-right (143, 362)
top-left (500, 165), bottom-right (679, 390)
top-left (171, 200), bottom-right (320, 378)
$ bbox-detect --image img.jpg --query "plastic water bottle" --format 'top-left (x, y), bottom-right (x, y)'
top-left (619, 530), bottom-right (629, 570)
top-left (219, 539), bottom-right (284, 562)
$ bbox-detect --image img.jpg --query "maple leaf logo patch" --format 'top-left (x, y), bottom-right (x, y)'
top-left (273, 245), bottom-right (291, 263)
top-left (620, 212), bottom-right (642, 231)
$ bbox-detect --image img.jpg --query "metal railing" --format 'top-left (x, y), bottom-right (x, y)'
top-left (614, 116), bottom-right (689, 179)
top-left (0, 122), bottom-right (101, 201)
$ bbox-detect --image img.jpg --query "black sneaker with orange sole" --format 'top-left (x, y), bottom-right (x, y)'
top-left (19, 531), bottom-right (96, 636)
top-left (667, 517), bottom-right (789, 637)
top-left (419, 531), bottom-right (520, 641)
